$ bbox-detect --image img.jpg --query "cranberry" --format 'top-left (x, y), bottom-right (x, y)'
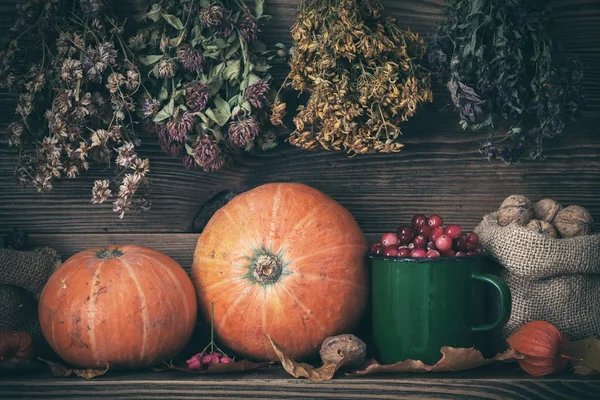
top-left (412, 234), bottom-right (427, 248)
top-left (466, 242), bottom-right (478, 251)
top-left (426, 249), bottom-right (441, 258)
top-left (452, 236), bottom-right (467, 252)
top-left (418, 225), bottom-right (432, 238)
top-left (398, 247), bottom-right (411, 257)
top-left (435, 234), bottom-right (453, 253)
top-left (442, 250), bottom-right (456, 257)
top-left (398, 232), bottom-right (414, 245)
top-left (474, 246), bottom-right (485, 254)
top-left (381, 232), bottom-right (399, 247)
top-left (370, 242), bottom-right (382, 253)
top-left (467, 233), bottom-right (480, 245)
top-left (467, 251), bottom-right (476, 256)
top-left (445, 224), bottom-right (463, 239)
top-left (426, 241), bottom-right (437, 251)
top-left (383, 246), bottom-right (399, 257)
top-left (430, 226), bottom-right (445, 241)
top-left (410, 248), bottom-right (427, 258)
top-left (411, 214), bottom-right (428, 229)
top-left (427, 215), bottom-right (444, 229)
top-left (397, 225), bottom-right (415, 238)
top-left (455, 251), bottom-right (467, 257)
top-left (407, 243), bottom-right (415, 250)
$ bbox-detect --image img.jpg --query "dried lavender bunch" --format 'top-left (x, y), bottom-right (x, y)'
top-left (428, 0), bottom-right (585, 164)
top-left (3, 0), bottom-right (150, 218)
top-left (131, 0), bottom-right (277, 172)
top-left (273, 0), bottom-right (432, 155)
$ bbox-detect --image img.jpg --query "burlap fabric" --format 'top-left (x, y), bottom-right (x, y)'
top-left (0, 248), bottom-right (61, 341)
top-left (474, 212), bottom-right (600, 342)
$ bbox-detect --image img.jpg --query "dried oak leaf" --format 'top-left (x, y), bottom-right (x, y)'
top-left (268, 335), bottom-right (345, 382)
top-left (39, 358), bottom-right (109, 379)
top-left (570, 337), bottom-right (600, 375)
top-left (154, 359), bottom-right (272, 374)
top-left (350, 348), bottom-right (520, 376)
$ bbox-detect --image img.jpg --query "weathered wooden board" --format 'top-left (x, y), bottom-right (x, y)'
top-left (0, 366), bottom-right (599, 400)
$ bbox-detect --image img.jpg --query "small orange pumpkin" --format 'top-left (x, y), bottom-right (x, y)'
top-left (38, 245), bottom-right (197, 369)
top-left (192, 183), bottom-right (368, 361)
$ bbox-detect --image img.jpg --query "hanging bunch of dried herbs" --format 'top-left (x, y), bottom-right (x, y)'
top-left (130, 0), bottom-right (277, 171)
top-left (427, 0), bottom-right (585, 163)
top-left (1, 0), bottom-right (150, 218)
top-left (271, 0), bottom-right (432, 155)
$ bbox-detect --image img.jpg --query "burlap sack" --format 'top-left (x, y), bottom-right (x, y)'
top-left (474, 212), bottom-right (600, 342)
top-left (0, 248), bottom-right (61, 341)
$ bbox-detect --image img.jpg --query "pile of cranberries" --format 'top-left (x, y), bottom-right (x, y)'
top-left (370, 214), bottom-right (485, 258)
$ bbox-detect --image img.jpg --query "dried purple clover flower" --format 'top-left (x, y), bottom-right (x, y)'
top-left (166, 111), bottom-right (197, 143)
top-left (185, 82), bottom-right (210, 112)
top-left (7, 122), bottom-right (23, 147)
top-left (237, 14), bottom-right (259, 42)
top-left (141, 97), bottom-right (160, 117)
top-left (115, 142), bottom-right (137, 167)
top-left (80, 0), bottom-right (103, 16)
top-left (244, 79), bottom-right (270, 109)
top-left (192, 135), bottom-right (226, 172)
top-left (177, 45), bottom-right (205, 73)
top-left (92, 179), bottom-right (112, 204)
top-left (227, 117), bottom-right (260, 148)
top-left (60, 59), bottom-right (83, 84)
top-left (198, 5), bottom-right (231, 28)
top-left (157, 59), bottom-right (176, 79)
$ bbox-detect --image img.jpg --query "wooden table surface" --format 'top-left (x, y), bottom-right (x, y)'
top-left (1, 365), bottom-right (600, 400)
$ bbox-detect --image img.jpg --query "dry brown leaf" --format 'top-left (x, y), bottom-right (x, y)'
top-left (39, 358), bottom-right (109, 379)
top-left (155, 359), bottom-right (272, 374)
top-left (268, 335), bottom-right (344, 382)
top-left (351, 347), bottom-right (521, 376)
top-left (570, 337), bottom-right (600, 375)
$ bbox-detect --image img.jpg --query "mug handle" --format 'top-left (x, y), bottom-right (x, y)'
top-left (470, 272), bottom-right (512, 332)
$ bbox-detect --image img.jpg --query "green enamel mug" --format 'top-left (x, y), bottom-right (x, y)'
top-left (370, 252), bottom-right (511, 365)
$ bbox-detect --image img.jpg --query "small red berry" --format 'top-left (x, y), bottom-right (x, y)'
top-left (426, 249), bottom-right (441, 258)
top-left (398, 247), bottom-right (411, 257)
top-left (427, 215), bottom-right (444, 228)
top-left (467, 251), bottom-right (476, 256)
top-left (455, 251), bottom-right (467, 257)
top-left (466, 242), bottom-right (478, 251)
top-left (445, 224), bottom-right (463, 239)
top-left (410, 248), bottom-right (427, 258)
top-left (397, 225), bottom-right (415, 238)
top-left (418, 225), bottom-right (432, 239)
top-left (412, 234), bottom-right (427, 248)
top-left (426, 241), bottom-right (437, 251)
top-left (370, 242), bottom-right (382, 254)
top-left (398, 232), bottom-right (413, 245)
top-left (430, 226), bottom-right (444, 241)
top-left (435, 234), bottom-right (453, 253)
top-left (467, 233), bottom-right (480, 244)
top-left (453, 236), bottom-right (467, 252)
top-left (411, 214), bottom-right (428, 229)
top-left (442, 250), bottom-right (456, 257)
top-left (383, 246), bottom-right (399, 257)
top-left (381, 232), bottom-right (399, 247)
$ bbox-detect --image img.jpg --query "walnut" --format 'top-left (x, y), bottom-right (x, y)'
top-left (526, 219), bottom-right (558, 238)
top-left (533, 199), bottom-right (563, 223)
top-left (497, 195), bottom-right (534, 227)
top-left (319, 334), bottom-right (366, 370)
top-left (553, 205), bottom-right (595, 238)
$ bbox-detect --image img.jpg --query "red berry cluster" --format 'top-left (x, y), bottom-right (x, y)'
top-left (370, 214), bottom-right (484, 258)
top-left (186, 351), bottom-right (234, 370)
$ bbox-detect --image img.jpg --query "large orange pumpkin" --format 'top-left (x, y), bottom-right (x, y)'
top-left (39, 245), bottom-right (197, 369)
top-left (192, 183), bottom-right (368, 361)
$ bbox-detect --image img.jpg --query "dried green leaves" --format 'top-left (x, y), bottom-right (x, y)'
top-left (428, 0), bottom-right (585, 163)
top-left (274, 0), bottom-right (432, 155)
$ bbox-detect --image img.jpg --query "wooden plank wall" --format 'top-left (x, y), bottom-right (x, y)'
top-left (1, 0), bottom-right (600, 268)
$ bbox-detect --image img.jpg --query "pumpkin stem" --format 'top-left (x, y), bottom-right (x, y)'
top-left (252, 254), bottom-right (283, 283)
top-left (95, 248), bottom-right (124, 259)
